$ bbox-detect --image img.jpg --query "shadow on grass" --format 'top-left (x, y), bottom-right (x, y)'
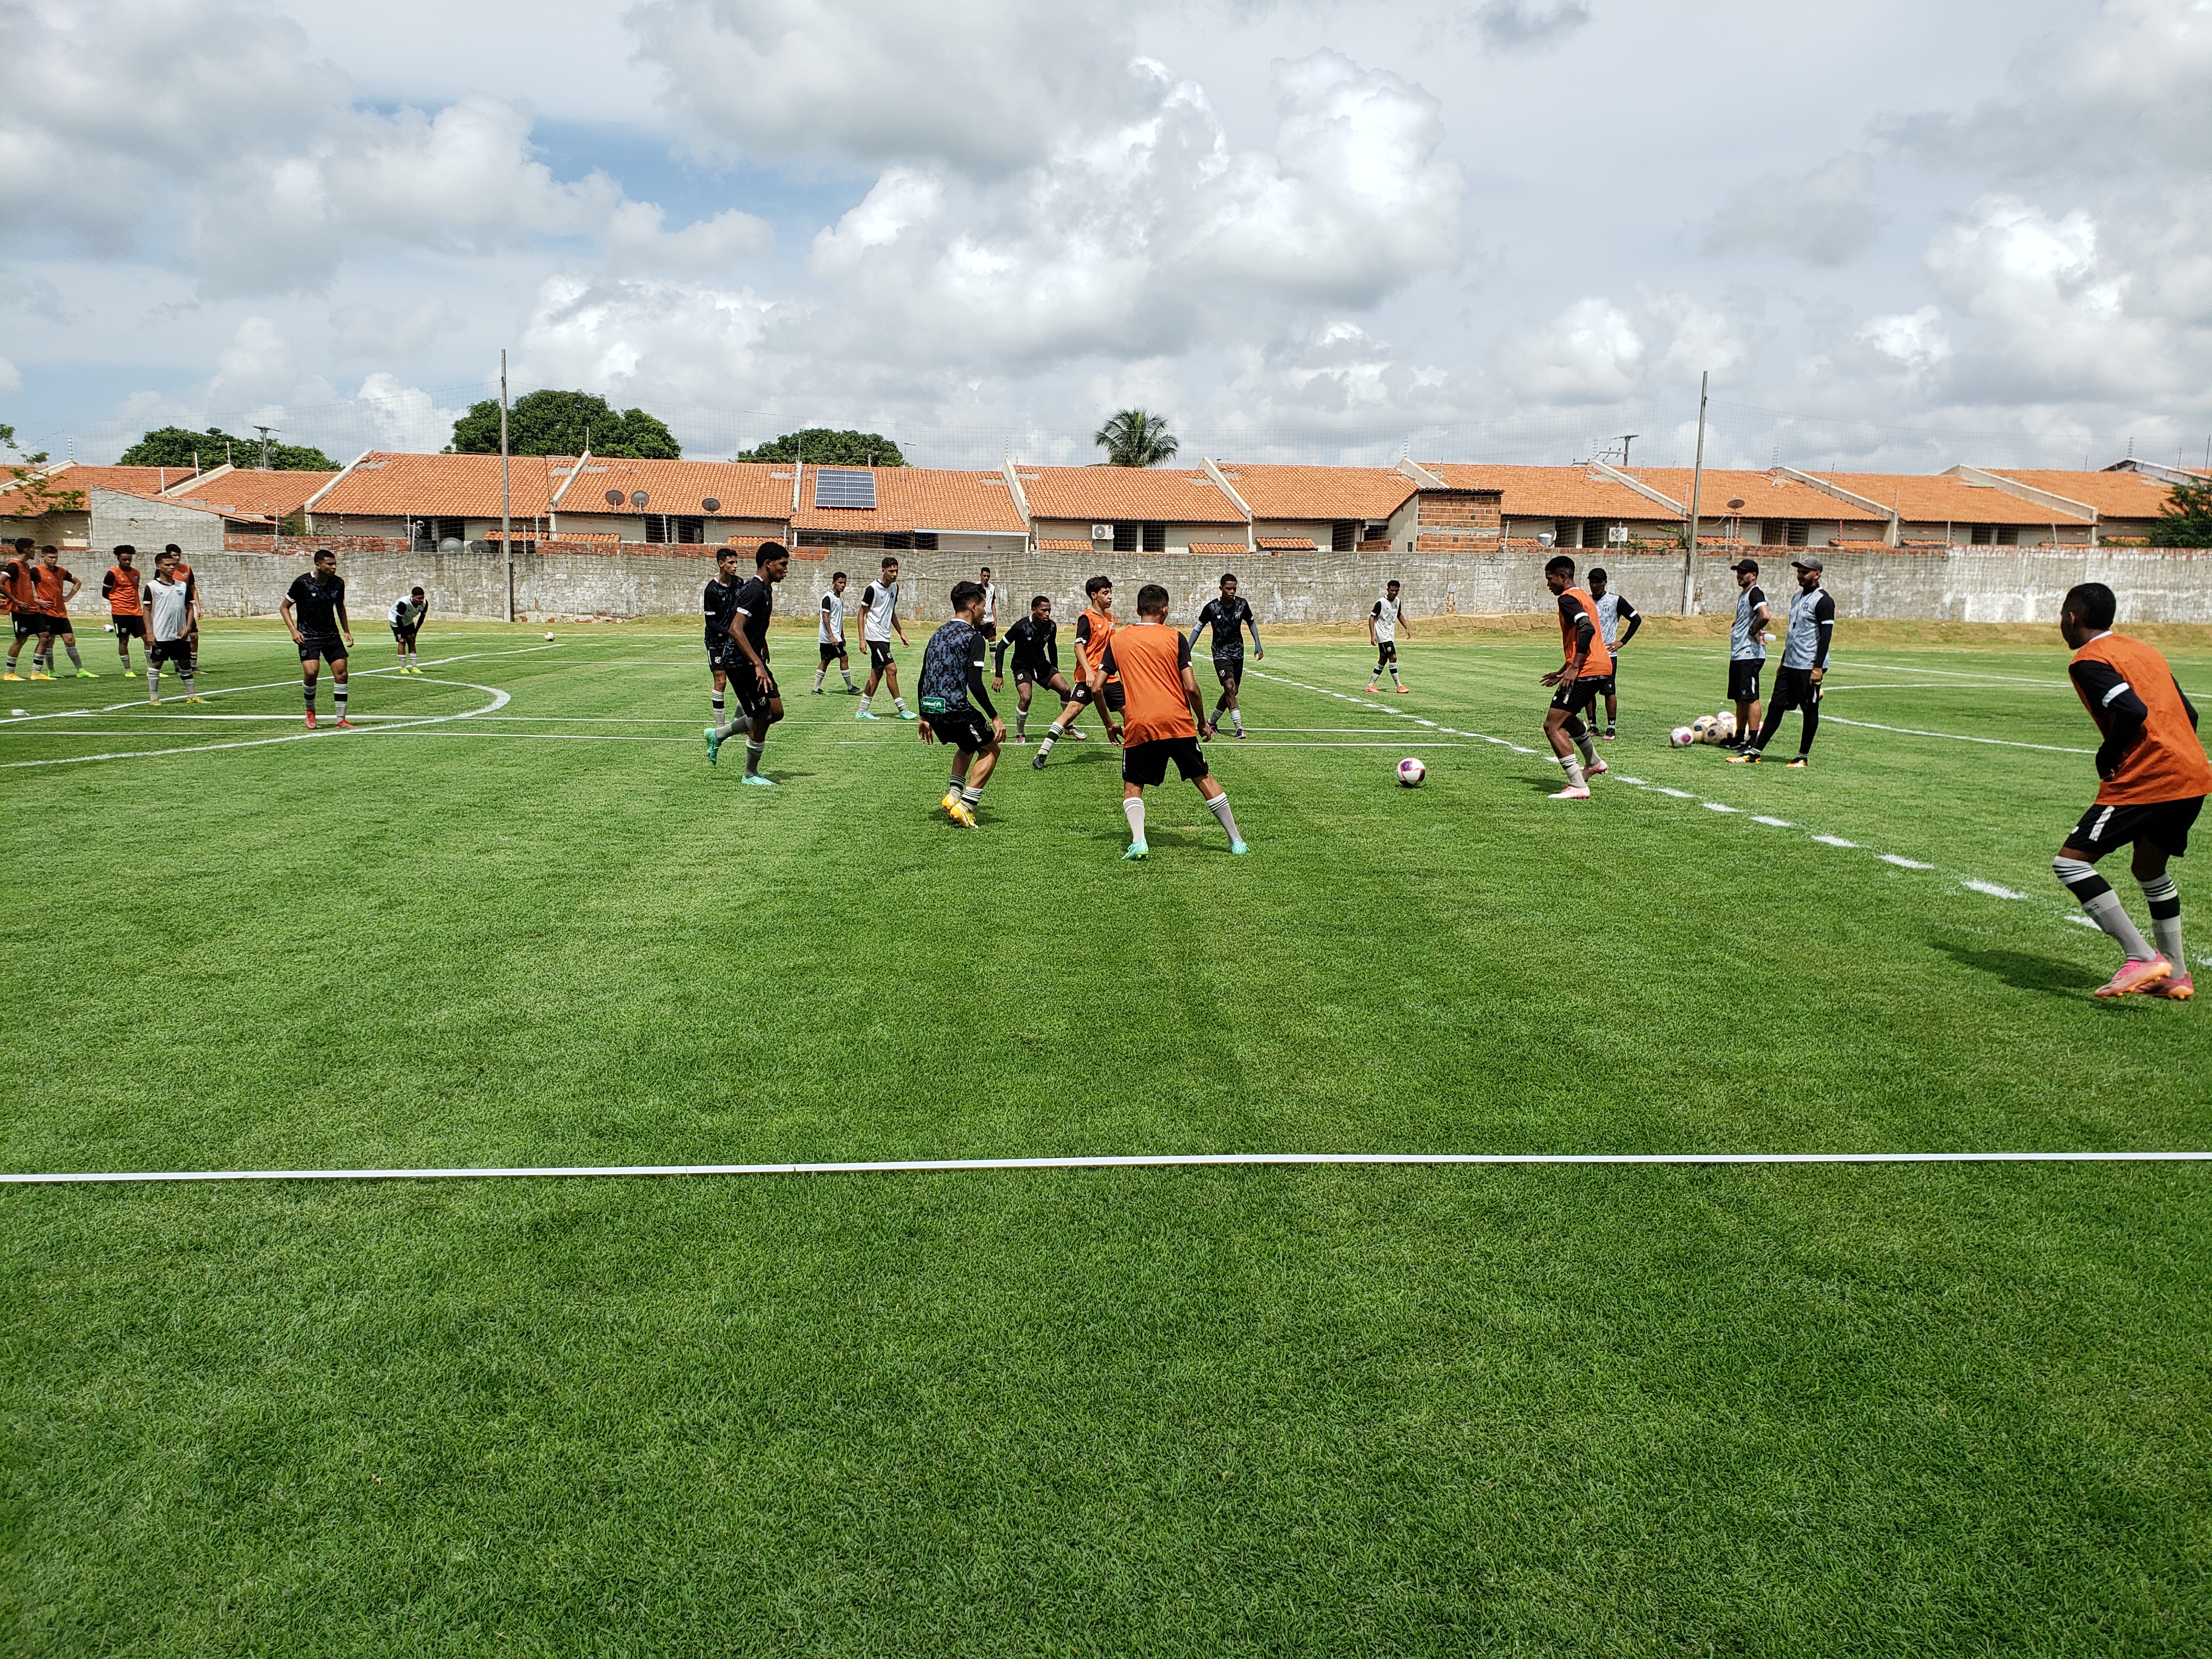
top-left (1931, 936), bottom-right (2101, 996)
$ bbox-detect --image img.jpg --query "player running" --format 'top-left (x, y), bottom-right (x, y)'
top-left (280, 548), bottom-right (356, 729)
top-left (1731, 556), bottom-right (1833, 767)
top-left (1031, 575), bottom-right (1122, 768)
top-left (854, 556), bottom-right (915, 720)
top-left (1365, 580), bottom-right (1410, 692)
top-left (388, 586), bottom-right (428, 673)
top-left (1721, 558), bottom-right (1770, 751)
top-left (3, 540), bottom-right (49, 680)
top-left (1190, 572), bottom-right (1263, 738)
top-left (702, 546), bottom-right (744, 727)
top-left (1585, 567), bottom-right (1641, 738)
top-left (917, 579), bottom-right (1004, 827)
top-left (991, 595), bottom-right (1073, 743)
top-left (1539, 555), bottom-right (1613, 799)
top-left (814, 571), bottom-right (858, 694)
top-left (1109, 583), bottom-right (1248, 860)
top-left (704, 542), bottom-right (790, 785)
top-left (143, 550), bottom-right (201, 705)
top-left (2051, 582), bottom-right (2210, 1000)
top-left (103, 546), bottom-right (145, 674)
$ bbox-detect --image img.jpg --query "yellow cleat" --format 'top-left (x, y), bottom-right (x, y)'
top-left (29, 671), bottom-right (53, 681)
top-left (946, 798), bottom-right (979, 828)
top-left (940, 789), bottom-right (962, 817)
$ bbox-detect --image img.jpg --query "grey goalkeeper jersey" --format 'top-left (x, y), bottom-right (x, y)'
top-left (1731, 585), bottom-right (1768, 662)
top-left (1781, 586), bottom-right (1836, 670)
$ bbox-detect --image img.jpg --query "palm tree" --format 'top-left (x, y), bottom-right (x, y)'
top-left (1094, 409), bottom-right (1180, 467)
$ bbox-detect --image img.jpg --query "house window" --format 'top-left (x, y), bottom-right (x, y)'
top-left (1762, 520), bottom-right (1809, 548)
top-left (1970, 523), bottom-right (1995, 545)
top-left (1331, 521), bottom-right (1356, 552)
top-left (1142, 522), bottom-right (1166, 552)
top-left (412, 516), bottom-right (465, 550)
top-left (646, 514), bottom-right (706, 544)
top-left (1996, 526), bottom-right (2019, 546)
top-left (913, 532), bottom-right (938, 550)
top-left (1113, 524), bottom-right (1138, 552)
top-left (883, 531), bottom-right (913, 550)
top-left (1361, 521), bottom-right (1390, 545)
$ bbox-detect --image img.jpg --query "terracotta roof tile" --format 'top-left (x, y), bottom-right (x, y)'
top-left (1020, 466), bottom-right (1248, 525)
top-left (314, 453), bottom-right (570, 519)
top-left (1989, 470), bottom-right (2176, 519)
top-left (2, 464), bottom-right (192, 515)
top-left (788, 466), bottom-right (1024, 535)
top-left (1187, 542), bottom-right (1249, 555)
top-left (1256, 535), bottom-right (1316, 550)
top-left (1815, 471), bottom-right (2092, 526)
top-left (1035, 539), bottom-right (1094, 551)
top-left (1630, 469), bottom-right (1877, 523)
top-left (1214, 464), bottom-right (1414, 521)
top-left (161, 470), bottom-right (337, 520)
top-left (1425, 464), bottom-right (1683, 522)
top-left (556, 458), bottom-right (791, 519)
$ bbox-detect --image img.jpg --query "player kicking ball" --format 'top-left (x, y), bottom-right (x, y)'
top-left (1539, 555), bottom-right (1612, 798)
top-left (1110, 583), bottom-right (1248, 860)
top-left (2052, 581), bottom-right (2209, 1000)
top-left (1032, 575), bottom-right (1121, 767)
top-left (704, 543), bottom-right (789, 785)
top-left (916, 580), bottom-right (1003, 827)
top-left (281, 548), bottom-right (355, 729)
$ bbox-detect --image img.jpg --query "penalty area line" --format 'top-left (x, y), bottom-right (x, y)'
top-left (4, 1150), bottom-right (2210, 1185)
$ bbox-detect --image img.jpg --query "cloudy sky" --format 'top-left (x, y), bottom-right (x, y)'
top-left (4, 0), bottom-right (2209, 469)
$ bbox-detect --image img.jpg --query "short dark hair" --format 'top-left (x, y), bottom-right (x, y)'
top-left (313, 547), bottom-right (336, 562)
top-left (1030, 594), bottom-right (1050, 608)
top-left (114, 544), bottom-right (135, 557)
top-left (755, 540), bottom-right (785, 566)
top-left (1544, 555), bottom-right (1576, 577)
top-left (882, 555), bottom-right (899, 567)
top-left (410, 585), bottom-right (424, 596)
top-left (1221, 573), bottom-right (1238, 586)
top-left (1588, 566), bottom-right (1609, 583)
top-left (716, 544), bottom-right (741, 560)
top-left (1136, 583), bottom-right (1171, 616)
top-left (2063, 582), bottom-right (2117, 633)
top-left (38, 544), bottom-right (57, 556)
top-left (980, 566), bottom-right (992, 575)
top-left (832, 570), bottom-right (847, 582)
top-left (163, 544), bottom-right (181, 555)
top-left (950, 579), bottom-right (985, 611)
top-left (10, 537), bottom-right (28, 551)
top-left (1085, 575), bottom-right (1111, 597)
top-left (1385, 578), bottom-right (1401, 590)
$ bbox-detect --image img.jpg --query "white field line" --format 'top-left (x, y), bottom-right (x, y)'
top-left (5, 1149), bottom-right (2208, 1186)
top-left (1820, 715), bottom-right (2092, 754)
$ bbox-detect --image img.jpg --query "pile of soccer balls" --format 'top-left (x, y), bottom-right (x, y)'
top-left (1669, 712), bottom-right (1739, 748)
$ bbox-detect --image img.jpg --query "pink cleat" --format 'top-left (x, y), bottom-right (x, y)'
top-left (1550, 784), bottom-right (1591, 799)
top-left (2141, 971), bottom-right (2194, 1001)
top-left (303, 710), bottom-right (317, 729)
top-left (335, 718), bottom-right (356, 730)
top-left (2093, 956), bottom-right (2173, 999)
top-left (1587, 757), bottom-right (1610, 776)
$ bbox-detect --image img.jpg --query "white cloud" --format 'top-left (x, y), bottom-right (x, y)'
top-left (518, 272), bottom-right (797, 407)
top-left (355, 373), bottom-right (466, 452)
top-left (1855, 305), bottom-right (1953, 377)
top-left (1705, 153), bottom-right (1886, 266)
top-left (212, 315), bottom-right (300, 398)
top-left (0, 355), bottom-right (20, 396)
top-left (1497, 297), bottom-right (1645, 404)
top-left (331, 297), bottom-right (465, 357)
top-left (1649, 294), bottom-right (1751, 381)
top-left (1469, 2), bottom-right (1592, 53)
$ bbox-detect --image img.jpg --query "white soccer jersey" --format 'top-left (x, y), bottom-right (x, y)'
top-left (145, 576), bottom-right (191, 642)
top-left (860, 579), bottom-right (899, 642)
top-left (981, 582), bottom-right (999, 626)
top-left (819, 590), bottom-right (847, 645)
top-left (1370, 596), bottom-right (1401, 643)
top-left (1594, 591), bottom-right (1626, 647)
top-left (388, 596), bottom-right (425, 630)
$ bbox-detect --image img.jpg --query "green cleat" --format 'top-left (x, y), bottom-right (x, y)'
top-left (1229, 839), bottom-right (1249, 855)
top-left (855, 708), bottom-right (881, 720)
top-left (74, 669), bottom-right (98, 679)
top-left (704, 725), bottom-right (722, 764)
top-left (897, 708), bottom-right (917, 720)
top-left (741, 773), bottom-right (776, 787)
top-left (1122, 839), bottom-right (1148, 861)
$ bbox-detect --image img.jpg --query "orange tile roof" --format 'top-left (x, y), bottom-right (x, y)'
top-left (162, 470), bottom-right (337, 520)
top-left (1214, 464), bottom-right (1414, 521)
top-left (1424, 464), bottom-right (1681, 522)
top-left (1020, 466), bottom-right (1248, 525)
top-left (1812, 471), bottom-right (2092, 526)
top-left (788, 466), bottom-right (1025, 535)
top-left (1256, 535), bottom-right (1316, 550)
top-left (1187, 542), bottom-right (1249, 555)
top-left (556, 458), bottom-right (792, 519)
top-left (313, 453), bottom-right (569, 518)
top-left (1988, 470), bottom-right (2176, 520)
top-left (2, 464), bottom-right (188, 515)
top-left (1627, 469), bottom-right (1872, 522)
top-left (1035, 539), bottom-right (1094, 551)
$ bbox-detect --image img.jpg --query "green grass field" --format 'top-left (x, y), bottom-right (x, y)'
top-left (3, 614), bottom-right (2208, 1654)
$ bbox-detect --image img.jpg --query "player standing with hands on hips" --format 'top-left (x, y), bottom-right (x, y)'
top-left (281, 549), bottom-right (354, 729)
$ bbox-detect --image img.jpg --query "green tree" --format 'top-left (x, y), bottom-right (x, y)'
top-left (2149, 477), bottom-right (2212, 548)
top-left (1093, 408), bottom-right (1179, 467)
top-left (733, 429), bottom-right (905, 467)
top-left (450, 391), bottom-right (680, 459)
top-left (117, 425), bottom-right (337, 471)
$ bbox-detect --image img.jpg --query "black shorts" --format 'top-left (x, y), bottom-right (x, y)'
top-left (867, 640), bottom-right (895, 671)
top-left (983, 622), bottom-right (999, 641)
top-left (1585, 673), bottom-right (1616, 698)
top-left (2068, 796), bottom-right (2202, 862)
top-left (1728, 659), bottom-right (1764, 703)
top-left (150, 638), bottom-right (193, 669)
top-left (730, 663), bottom-right (781, 720)
top-left (392, 627), bottom-right (417, 645)
top-left (927, 705), bottom-right (996, 752)
top-left (113, 616), bottom-right (145, 640)
top-left (1122, 735), bottom-right (1210, 787)
top-left (1212, 652), bottom-right (1244, 687)
top-left (819, 640), bottom-right (848, 664)
top-left (12, 613), bottom-right (54, 639)
top-left (299, 634), bottom-right (346, 664)
top-left (1549, 678), bottom-right (1601, 716)
top-left (1073, 679), bottom-right (1126, 713)
top-left (1012, 661), bottom-right (1057, 687)
top-left (1375, 641), bottom-right (1398, 663)
top-left (1770, 665), bottom-right (1820, 712)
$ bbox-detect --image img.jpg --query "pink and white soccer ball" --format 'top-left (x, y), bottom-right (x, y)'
top-left (1396, 757), bottom-right (1426, 787)
top-left (1714, 711), bottom-right (1738, 742)
top-left (1668, 725), bottom-right (1695, 748)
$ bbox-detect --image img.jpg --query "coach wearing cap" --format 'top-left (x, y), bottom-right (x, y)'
top-left (1732, 555), bottom-right (1835, 769)
top-left (1725, 557), bottom-right (1769, 748)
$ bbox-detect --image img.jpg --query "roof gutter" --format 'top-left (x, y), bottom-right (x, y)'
top-left (1776, 466), bottom-right (1901, 547)
top-left (162, 462), bottom-right (234, 498)
top-left (1945, 465), bottom-right (2100, 537)
top-left (302, 448), bottom-right (373, 532)
top-left (1200, 458), bottom-right (1257, 551)
top-left (1395, 458), bottom-right (1447, 490)
top-left (1587, 460), bottom-right (1688, 516)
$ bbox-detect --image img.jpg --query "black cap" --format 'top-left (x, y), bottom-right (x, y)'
top-left (1729, 558), bottom-right (1759, 574)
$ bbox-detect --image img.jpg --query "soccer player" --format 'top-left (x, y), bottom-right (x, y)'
top-left (1722, 558), bottom-right (1770, 750)
top-left (2052, 582), bottom-right (2210, 999)
top-left (103, 546), bottom-right (145, 674)
top-left (1031, 575), bottom-right (1122, 768)
top-left (916, 579), bottom-right (1003, 827)
top-left (1364, 580), bottom-right (1410, 692)
top-left (143, 550), bottom-right (201, 705)
top-left (3, 539), bottom-right (49, 680)
top-left (702, 546), bottom-right (743, 726)
top-left (163, 545), bottom-right (201, 678)
top-left (280, 548), bottom-right (356, 730)
top-left (29, 546), bottom-right (90, 678)
top-left (1585, 567), bottom-right (1641, 738)
top-left (1107, 583), bottom-right (1248, 860)
top-left (991, 594), bottom-right (1073, 743)
top-left (1539, 555), bottom-right (1613, 799)
top-left (1190, 572), bottom-right (1263, 738)
top-left (814, 571), bottom-right (858, 693)
top-left (388, 586), bottom-right (428, 673)
top-left (1731, 556), bottom-right (1833, 767)
top-left (854, 555), bottom-right (915, 720)
top-left (978, 566), bottom-right (1001, 641)
top-left (704, 542), bottom-right (790, 785)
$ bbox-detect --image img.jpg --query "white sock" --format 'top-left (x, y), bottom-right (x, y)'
top-left (147, 664), bottom-right (159, 698)
top-left (1016, 709), bottom-right (1029, 741)
top-left (961, 784), bottom-right (983, 808)
top-left (857, 695), bottom-right (871, 713)
top-left (812, 668), bottom-right (826, 691)
top-left (1560, 754), bottom-right (1585, 789)
top-left (841, 668), bottom-right (856, 687)
top-left (1204, 792), bottom-right (1240, 842)
top-left (894, 697), bottom-right (910, 713)
top-left (334, 683), bottom-right (349, 721)
top-left (2142, 875), bottom-right (2185, 967)
top-left (182, 672), bottom-right (195, 697)
top-left (1122, 798), bottom-right (1146, 842)
top-left (711, 691), bottom-right (725, 724)
top-left (744, 740), bottom-right (765, 776)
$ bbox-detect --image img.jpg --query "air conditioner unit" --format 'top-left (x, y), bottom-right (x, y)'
top-left (1092, 524), bottom-right (1114, 541)
top-left (1608, 526), bottom-right (1629, 544)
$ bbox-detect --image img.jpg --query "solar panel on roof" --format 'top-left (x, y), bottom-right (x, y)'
top-left (813, 468), bottom-right (877, 509)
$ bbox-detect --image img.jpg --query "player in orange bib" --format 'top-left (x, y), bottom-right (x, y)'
top-left (1031, 574), bottom-right (1122, 768)
top-left (2053, 582), bottom-right (2210, 999)
top-left (1538, 554), bottom-right (1613, 799)
top-left (1103, 583), bottom-right (1247, 859)
top-left (102, 545), bottom-right (146, 673)
top-left (1, 540), bottom-right (44, 680)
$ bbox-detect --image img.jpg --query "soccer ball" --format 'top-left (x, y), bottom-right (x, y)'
top-left (544, 631), bottom-right (555, 641)
top-left (1714, 711), bottom-right (1738, 743)
top-left (1396, 757), bottom-right (1426, 787)
top-left (1690, 714), bottom-right (1718, 743)
top-left (1668, 725), bottom-right (1695, 748)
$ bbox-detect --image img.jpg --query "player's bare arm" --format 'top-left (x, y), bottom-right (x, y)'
top-left (278, 594), bottom-right (302, 644)
top-left (336, 600), bottom-right (353, 648)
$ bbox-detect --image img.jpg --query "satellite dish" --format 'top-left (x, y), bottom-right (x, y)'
top-left (1728, 497), bottom-right (1745, 511)
top-left (701, 496), bottom-right (721, 514)
top-left (604, 489), bottom-right (623, 506)
top-left (630, 490), bottom-right (649, 508)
